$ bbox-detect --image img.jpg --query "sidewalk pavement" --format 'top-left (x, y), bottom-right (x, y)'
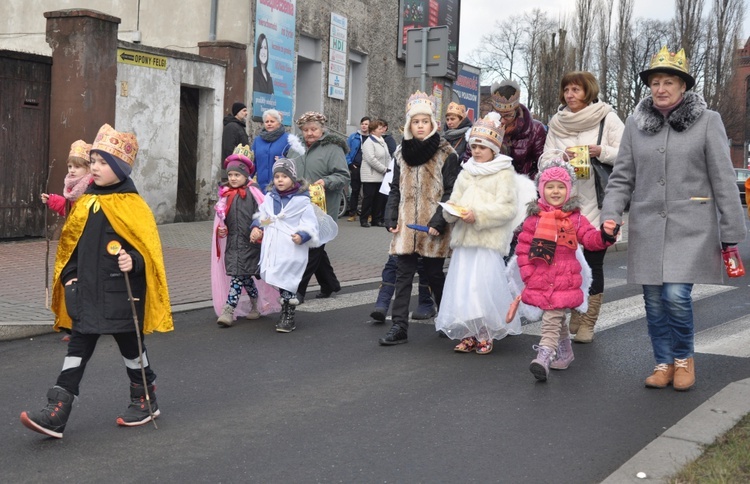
top-left (0, 213), bottom-right (629, 340)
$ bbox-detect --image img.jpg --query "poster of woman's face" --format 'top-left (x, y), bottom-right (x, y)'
top-left (253, 32), bottom-right (274, 96)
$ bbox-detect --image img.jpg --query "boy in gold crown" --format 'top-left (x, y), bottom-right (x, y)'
top-left (378, 91), bottom-right (461, 346)
top-left (21, 124), bottom-right (173, 438)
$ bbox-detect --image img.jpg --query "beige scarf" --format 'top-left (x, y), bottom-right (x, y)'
top-left (548, 101), bottom-right (612, 139)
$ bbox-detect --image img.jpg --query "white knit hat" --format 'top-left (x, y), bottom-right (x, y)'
top-left (468, 112), bottom-right (505, 154)
top-left (403, 91), bottom-right (438, 140)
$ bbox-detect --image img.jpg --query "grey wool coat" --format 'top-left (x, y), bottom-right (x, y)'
top-left (600, 92), bottom-right (746, 285)
top-left (288, 132), bottom-right (350, 219)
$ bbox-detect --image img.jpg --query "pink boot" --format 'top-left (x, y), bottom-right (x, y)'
top-left (530, 345), bottom-right (555, 382)
top-left (550, 337), bottom-right (574, 370)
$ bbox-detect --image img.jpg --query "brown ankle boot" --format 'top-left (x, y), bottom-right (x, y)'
top-left (573, 293), bottom-right (603, 344)
top-left (673, 357), bottom-right (695, 391)
top-left (645, 363), bottom-right (675, 388)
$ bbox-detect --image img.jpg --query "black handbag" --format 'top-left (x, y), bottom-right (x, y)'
top-left (590, 118), bottom-right (611, 209)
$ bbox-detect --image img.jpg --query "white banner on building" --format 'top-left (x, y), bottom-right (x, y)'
top-left (327, 13), bottom-right (347, 100)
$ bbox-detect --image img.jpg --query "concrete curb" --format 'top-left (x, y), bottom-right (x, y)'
top-left (602, 378), bottom-right (750, 483)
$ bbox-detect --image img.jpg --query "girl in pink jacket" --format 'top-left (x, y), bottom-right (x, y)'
top-left (41, 140), bottom-right (92, 217)
top-left (516, 160), bottom-right (616, 382)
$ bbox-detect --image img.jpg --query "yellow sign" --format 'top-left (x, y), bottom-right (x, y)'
top-left (106, 240), bottom-right (122, 256)
top-left (117, 49), bottom-right (167, 70)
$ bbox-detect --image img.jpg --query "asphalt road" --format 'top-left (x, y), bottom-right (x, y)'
top-left (2, 249), bottom-right (750, 483)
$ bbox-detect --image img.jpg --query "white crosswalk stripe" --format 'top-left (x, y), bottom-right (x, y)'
top-left (298, 281), bottom-right (750, 358)
top-left (522, 284), bottom-right (736, 336)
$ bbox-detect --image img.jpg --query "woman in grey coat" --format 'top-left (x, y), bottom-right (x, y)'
top-left (601, 46), bottom-right (746, 392)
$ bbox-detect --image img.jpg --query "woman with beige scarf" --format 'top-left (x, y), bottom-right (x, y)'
top-left (542, 71), bottom-right (624, 343)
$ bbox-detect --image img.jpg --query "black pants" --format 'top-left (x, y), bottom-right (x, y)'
top-left (348, 165), bottom-right (362, 215)
top-left (391, 253), bottom-right (445, 330)
top-left (297, 244), bottom-right (340, 298)
top-left (360, 182), bottom-right (386, 225)
top-left (56, 331), bottom-right (155, 396)
top-left (584, 247), bottom-right (607, 295)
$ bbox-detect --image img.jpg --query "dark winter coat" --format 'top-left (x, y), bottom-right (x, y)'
top-left (223, 183), bottom-right (262, 276)
top-left (443, 116), bottom-right (472, 164)
top-left (222, 114), bottom-right (250, 161)
top-left (385, 134), bottom-right (460, 258)
top-left (288, 132), bottom-right (350, 219)
top-left (462, 103), bottom-right (546, 177)
top-left (601, 91), bottom-right (746, 285)
top-left (61, 179), bottom-right (146, 334)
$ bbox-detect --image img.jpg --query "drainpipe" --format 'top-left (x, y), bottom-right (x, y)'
top-left (209, 0), bottom-right (218, 41)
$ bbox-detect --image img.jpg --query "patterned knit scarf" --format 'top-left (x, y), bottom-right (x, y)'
top-left (64, 173), bottom-right (92, 202)
top-left (529, 209), bottom-right (577, 264)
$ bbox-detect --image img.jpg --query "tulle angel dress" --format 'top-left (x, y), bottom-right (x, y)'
top-left (435, 246), bottom-right (522, 341)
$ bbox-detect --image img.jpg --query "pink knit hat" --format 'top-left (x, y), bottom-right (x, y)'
top-left (537, 159), bottom-right (576, 205)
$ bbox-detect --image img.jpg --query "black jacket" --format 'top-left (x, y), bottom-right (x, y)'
top-left (223, 183), bottom-right (262, 276)
top-left (62, 178), bottom-right (146, 334)
top-left (222, 115), bottom-right (250, 161)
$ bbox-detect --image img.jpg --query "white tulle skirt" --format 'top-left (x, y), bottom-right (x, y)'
top-left (435, 246), bottom-right (522, 340)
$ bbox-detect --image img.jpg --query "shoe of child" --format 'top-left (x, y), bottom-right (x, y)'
top-left (529, 345), bottom-right (555, 382)
top-left (217, 304), bottom-right (234, 327)
top-left (246, 298), bottom-right (261, 320)
top-left (550, 337), bottom-right (574, 370)
top-left (116, 383), bottom-right (160, 427)
top-left (20, 386), bottom-right (75, 439)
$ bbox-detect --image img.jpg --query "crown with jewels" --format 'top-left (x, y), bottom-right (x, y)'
top-left (490, 79), bottom-right (521, 113)
top-left (405, 91), bottom-right (436, 115)
top-left (68, 140), bottom-right (92, 162)
top-left (232, 144), bottom-right (254, 161)
top-left (648, 46), bottom-right (690, 75)
top-left (469, 113), bottom-right (505, 152)
top-left (91, 124), bottom-right (138, 167)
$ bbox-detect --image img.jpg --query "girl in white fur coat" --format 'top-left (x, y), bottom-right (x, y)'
top-left (435, 114), bottom-right (537, 354)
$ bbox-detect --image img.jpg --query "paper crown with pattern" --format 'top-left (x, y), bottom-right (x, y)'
top-left (232, 144), bottom-right (254, 162)
top-left (91, 124), bottom-right (138, 167)
top-left (639, 46), bottom-right (695, 90)
top-left (405, 91), bottom-right (436, 115)
top-left (68, 140), bottom-right (92, 162)
top-left (446, 102), bottom-right (466, 120)
top-left (469, 112), bottom-right (505, 154)
top-left (490, 79), bottom-right (521, 113)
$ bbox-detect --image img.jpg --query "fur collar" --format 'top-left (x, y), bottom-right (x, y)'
top-left (526, 196), bottom-right (581, 216)
top-left (309, 132), bottom-right (350, 154)
top-left (634, 91), bottom-right (706, 134)
top-left (401, 132), bottom-right (442, 166)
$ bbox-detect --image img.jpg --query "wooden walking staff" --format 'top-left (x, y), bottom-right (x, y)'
top-left (44, 159), bottom-right (56, 308)
top-left (107, 240), bottom-right (158, 429)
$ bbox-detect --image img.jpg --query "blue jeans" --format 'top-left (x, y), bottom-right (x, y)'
top-left (642, 283), bottom-right (694, 363)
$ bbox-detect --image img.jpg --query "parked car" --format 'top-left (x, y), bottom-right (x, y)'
top-left (735, 168), bottom-right (750, 205)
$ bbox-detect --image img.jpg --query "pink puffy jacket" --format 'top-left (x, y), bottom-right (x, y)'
top-left (516, 202), bottom-right (611, 311)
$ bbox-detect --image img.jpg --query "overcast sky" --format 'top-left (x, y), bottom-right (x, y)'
top-left (458, 0), bottom-right (750, 64)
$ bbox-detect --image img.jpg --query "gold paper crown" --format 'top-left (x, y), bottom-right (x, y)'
top-left (469, 114), bottom-right (505, 150)
top-left (405, 91), bottom-right (436, 115)
top-left (446, 102), bottom-right (466, 119)
top-left (91, 124), bottom-right (138, 167)
top-left (68, 140), bottom-right (92, 162)
top-left (233, 144), bottom-right (254, 161)
top-left (648, 46), bottom-right (689, 74)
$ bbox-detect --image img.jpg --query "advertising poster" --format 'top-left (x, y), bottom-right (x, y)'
top-left (451, 64), bottom-right (481, 122)
top-left (253, 0), bottom-right (297, 125)
top-left (397, 0), bottom-right (460, 79)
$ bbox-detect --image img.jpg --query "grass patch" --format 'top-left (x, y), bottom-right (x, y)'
top-left (668, 412), bottom-right (750, 483)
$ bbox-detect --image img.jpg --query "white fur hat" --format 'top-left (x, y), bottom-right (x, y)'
top-left (403, 91), bottom-right (438, 140)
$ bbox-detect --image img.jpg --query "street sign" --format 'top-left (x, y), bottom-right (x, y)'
top-left (328, 13), bottom-right (348, 100)
top-left (405, 26), bottom-right (448, 79)
top-left (116, 49), bottom-right (167, 70)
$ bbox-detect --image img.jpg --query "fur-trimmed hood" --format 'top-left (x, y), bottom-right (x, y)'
top-left (633, 91), bottom-right (707, 134)
top-left (310, 132), bottom-right (350, 154)
top-left (526, 196), bottom-right (582, 216)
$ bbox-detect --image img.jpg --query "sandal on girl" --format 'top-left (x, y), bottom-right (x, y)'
top-left (454, 337), bottom-right (478, 353)
top-left (476, 340), bottom-right (494, 355)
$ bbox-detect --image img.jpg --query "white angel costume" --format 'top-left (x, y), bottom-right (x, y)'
top-left (257, 186), bottom-right (338, 293)
top-left (435, 154), bottom-right (537, 341)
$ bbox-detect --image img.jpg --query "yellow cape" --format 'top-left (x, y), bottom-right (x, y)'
top-left (51, 193), bottom-right (174, 334)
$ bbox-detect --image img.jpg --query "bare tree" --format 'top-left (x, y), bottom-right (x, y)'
top-left (626, 19), bottom-right (670, 107)
top-left (596, 0), bottom-right (616, 101)
top-left (468, 15), bottom-right (525, 83)
top-left (571, 0), bottom-right (597, 70)
top-left (614, 0), bottom-right (634, 118)
top-left (520, 9), bottom-right (556, 111)
top-left (674, 0), bottom-right (705, 61)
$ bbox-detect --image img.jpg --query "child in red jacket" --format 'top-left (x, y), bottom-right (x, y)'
top-left (515, 159), bottom-right (616, 381)
top-left (41, 140), bottom-right (92, 217)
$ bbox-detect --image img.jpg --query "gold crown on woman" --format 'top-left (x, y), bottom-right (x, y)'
top-left (648, 46), bottom-right (689, 75)
top-left (405, 91), bottom-right (436, 114)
